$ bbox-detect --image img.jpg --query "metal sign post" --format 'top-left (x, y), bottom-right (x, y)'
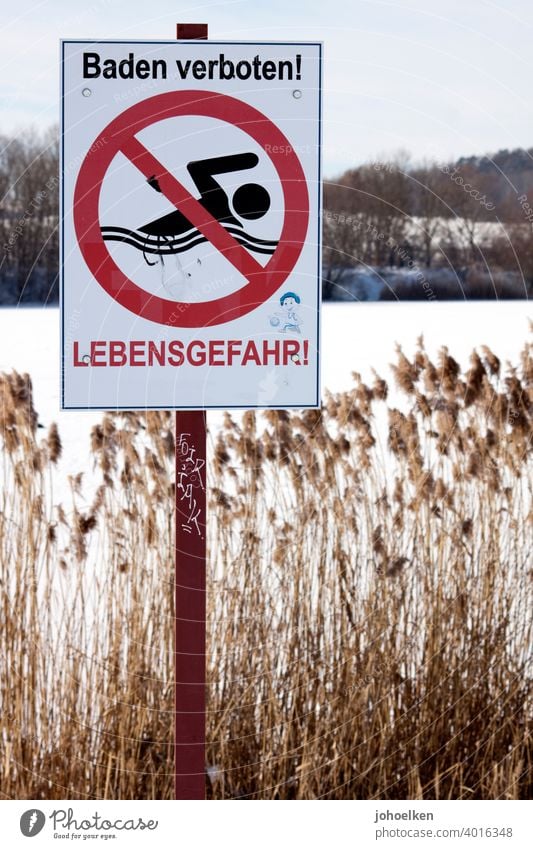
top-left (174, 18), bottom-right (208, 806)
top-left (174, 407), bottom-right (206, 800)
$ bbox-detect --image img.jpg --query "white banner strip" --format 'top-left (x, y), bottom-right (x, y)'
top-left (2, 799), bottom-right (530, 847)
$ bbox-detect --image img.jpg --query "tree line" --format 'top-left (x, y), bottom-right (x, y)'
top-left (0, 128), bottom-right (59, 303)
top-left (324, 150), bottom-right (533, 299)
top-left (1, 128), bottom-right (532, 303)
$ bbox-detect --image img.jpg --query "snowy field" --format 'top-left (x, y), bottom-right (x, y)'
top-left (0, 301), bottom-right (529, 490)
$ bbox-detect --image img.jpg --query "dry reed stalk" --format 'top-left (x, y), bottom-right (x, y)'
top-left (206, 336), bottom-right (532, 800)
top-left (0, 332), bottom-right (531, 801)
top-left (0, 387), bottom-right (174, 799)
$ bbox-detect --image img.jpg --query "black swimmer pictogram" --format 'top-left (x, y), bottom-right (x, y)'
top-left (101, 152), bottom-right (278, 266)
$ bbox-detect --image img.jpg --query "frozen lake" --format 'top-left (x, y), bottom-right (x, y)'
top-left (0, 301), bottom-right (530, 488)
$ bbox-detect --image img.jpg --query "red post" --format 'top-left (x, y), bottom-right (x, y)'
top-left (175, 411), bottom-right (207, 799)
top-left (177, 23), bottom-right (208, 40)
top-left (175, 23), bottom-right (209, 802)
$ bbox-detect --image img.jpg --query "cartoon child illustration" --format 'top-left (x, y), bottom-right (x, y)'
top-left (275, 291), bottom-right (302, 334)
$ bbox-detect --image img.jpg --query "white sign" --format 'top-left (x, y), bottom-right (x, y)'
top-left (61, 40), bottom-right (322, 410)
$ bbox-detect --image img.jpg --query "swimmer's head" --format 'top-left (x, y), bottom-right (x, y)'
top-left (232, 183), bottom-right (270, 220)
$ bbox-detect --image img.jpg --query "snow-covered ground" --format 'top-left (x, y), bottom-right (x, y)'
top-left (0, 301), bottom-right (529, 488)
top-left (321, 300), bottom-right (530, 392)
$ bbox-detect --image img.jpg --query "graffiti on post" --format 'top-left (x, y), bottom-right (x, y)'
top-left (176, 432), bottom-right (205, 539)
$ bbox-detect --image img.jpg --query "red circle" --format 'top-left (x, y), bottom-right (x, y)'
top-left (73, 90), bottom-right (310, 327)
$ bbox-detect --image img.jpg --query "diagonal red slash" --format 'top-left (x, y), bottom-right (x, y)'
top-left (120, 135), bottom-right (264, 280)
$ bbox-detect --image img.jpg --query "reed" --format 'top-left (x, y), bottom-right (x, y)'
top-left (0, 385), bottom-right (174, 799)
top-left (0, 331), bottom-right (531, 799)
top-left (206, 334), bottom-right (532, 799)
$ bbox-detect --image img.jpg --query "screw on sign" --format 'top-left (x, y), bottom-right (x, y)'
top-left (73, 90), bottom-right (310, 327)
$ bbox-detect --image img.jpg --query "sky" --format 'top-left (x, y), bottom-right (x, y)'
top-left (2, 0), bottom-right (533, 175)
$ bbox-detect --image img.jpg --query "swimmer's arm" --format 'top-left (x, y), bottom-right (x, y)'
top-left (187, 153), bottom-right (259, 197)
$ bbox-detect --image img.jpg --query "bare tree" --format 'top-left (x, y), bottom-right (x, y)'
top-left (0, 127), bottom-right (58, 301)
top-left (408, 164), bottom-right (450, 267)
top-left (438, 164), bottom-right (496, 265)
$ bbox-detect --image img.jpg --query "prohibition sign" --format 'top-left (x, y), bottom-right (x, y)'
top-left (73, 90), bottom-right (310, 327)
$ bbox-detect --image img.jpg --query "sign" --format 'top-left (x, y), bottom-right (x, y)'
top-left (61, 40), bottom-right (322, 409)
